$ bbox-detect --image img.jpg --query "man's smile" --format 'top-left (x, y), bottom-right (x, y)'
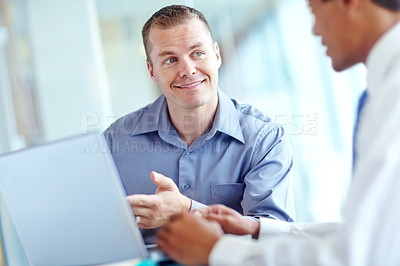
top-left (175, 80), bottom-right (205, 89)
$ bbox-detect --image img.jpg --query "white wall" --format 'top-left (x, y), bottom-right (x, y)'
top-left (99, 17), bottom-right (160, 119)
top-left (0, 25), bottom-right (17, 153)
top-left (25, 0), bottom-right (112, 141)
top-left (1, 0), bottom-right (118, 263)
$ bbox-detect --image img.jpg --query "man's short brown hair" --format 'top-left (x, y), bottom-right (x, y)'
top-left (142, 5), bottom-right (213, 65)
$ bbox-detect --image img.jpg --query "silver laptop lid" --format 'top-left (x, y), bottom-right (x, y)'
top-left (0, 133), bottom-right (148, 266)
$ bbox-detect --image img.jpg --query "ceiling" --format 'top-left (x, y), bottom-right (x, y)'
top-left (95, 0), bottom-right (280, 44)
top-left (95, 0), bottom-right (277, 18)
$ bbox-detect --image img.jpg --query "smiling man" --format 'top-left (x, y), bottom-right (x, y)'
top-left (104, 5), bottom-right (295, 243)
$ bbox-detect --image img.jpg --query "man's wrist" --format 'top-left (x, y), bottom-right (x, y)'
top-left (243, 216), bottom-right (261, 239)
top-left (251, 220), bottom-right (260, 239)
top-left (180, 195), bottom-right (192, 212)
top-left (186, 198), bottom-right (192, 212)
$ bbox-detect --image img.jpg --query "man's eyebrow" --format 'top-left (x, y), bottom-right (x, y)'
top-left (158, 50), bottom-right (176, 58)
top-left (189, 42), bottom-right (204, 50)
top-left (157, 42), bottom-right (206, 58)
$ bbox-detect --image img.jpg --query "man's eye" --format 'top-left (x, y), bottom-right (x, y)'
top-left (165, 58), bottom-right (176, 64)
top-left (194, 51), bottom-right (204, 57)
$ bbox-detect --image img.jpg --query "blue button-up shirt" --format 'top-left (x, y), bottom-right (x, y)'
top-left (104, 90), bottom-right (294, 241)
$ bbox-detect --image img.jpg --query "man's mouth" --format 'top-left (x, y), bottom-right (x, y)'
top-left (175, 80), bottom-right (204, 89)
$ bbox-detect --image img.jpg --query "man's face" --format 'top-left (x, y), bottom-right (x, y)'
top-left (146, 18), bottom-right (221, 112)
top-left (308, 0), bottom-right (363, 71)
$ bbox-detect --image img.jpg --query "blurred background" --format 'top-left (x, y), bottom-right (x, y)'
top-left (0, 0), bottom-right (366, 264)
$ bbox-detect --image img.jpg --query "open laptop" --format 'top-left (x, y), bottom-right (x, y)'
top-left (0, 133), bottom-right (168, 266)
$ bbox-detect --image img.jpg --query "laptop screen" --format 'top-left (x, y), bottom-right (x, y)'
top-left (0, 133), bottom-right (148, 265)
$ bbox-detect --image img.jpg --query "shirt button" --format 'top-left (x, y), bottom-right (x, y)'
top-left (186, 152), bottom-right (190, 155)
top-left (183, 184), bottom-right (190, 190)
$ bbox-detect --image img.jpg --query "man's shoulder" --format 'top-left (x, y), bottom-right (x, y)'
top-left (230, 98), bottom-right (281, 131)
top-left (106, 105), bottom-right (149, 132)
top-left (232, 99), bottom-right (271, 122)
top-left (220, 97), bottom-right (285, 144)
top-left (105, 95), bottom-right (165, 135)
top-left (220, 97), bottom-right (287, 155)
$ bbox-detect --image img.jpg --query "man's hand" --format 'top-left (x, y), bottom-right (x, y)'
top-left (126, 171), bottom-right (191, 229)
top-left (195, 204), bottom-right (260, 239)
top-left (157, 213), bottom-right (223, 265)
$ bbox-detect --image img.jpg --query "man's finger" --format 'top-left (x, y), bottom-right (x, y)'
top-left (192, 207), bottom-right (211, 217)
top-left (157, 232), bottom-right (176, 259)
top-left (208, 204), bottom-right (240, 215)
top-left (151, 171), bottom-right (175, 190)
top-left (168, 212), bottom-right (185, 222)
top-left (126, 194), bottom-right (158, 207)
top-left (131, 205), bottom-right (153, 218)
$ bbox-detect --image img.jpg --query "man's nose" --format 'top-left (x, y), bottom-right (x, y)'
top-left (179, 58), bottom-right (196, 78)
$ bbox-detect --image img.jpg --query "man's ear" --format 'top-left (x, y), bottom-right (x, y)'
top-left (338, 0), bottom-right (365, 21)
top-left (214, 41), bottom-right (222, 69)
top-left (339, 0), bottom-right (361, 10)
top-left (146, 60), bottom-right (157, 83)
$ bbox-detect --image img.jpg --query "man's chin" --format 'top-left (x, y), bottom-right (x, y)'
top-left (331, 60), bottom-right (353, 72)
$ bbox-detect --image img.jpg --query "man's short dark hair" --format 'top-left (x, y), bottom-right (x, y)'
top-left (321, 0), bottom-right (400, 10)
top-left (142, 5), bottom-right (213, 65)
top-left (372, 0), bottom-right (400, 10)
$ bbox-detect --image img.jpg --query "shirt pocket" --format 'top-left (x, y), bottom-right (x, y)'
top-left (210, 183), bottom-right (244, 213)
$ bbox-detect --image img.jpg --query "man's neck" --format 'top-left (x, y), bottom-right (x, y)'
top-left (362, 6), bottom-right (400, 64)
top-left (167, 99), bottom-right (218, 147)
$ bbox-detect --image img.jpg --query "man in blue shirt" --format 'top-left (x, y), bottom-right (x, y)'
top-left (104, 5), bottom-right (294, 243)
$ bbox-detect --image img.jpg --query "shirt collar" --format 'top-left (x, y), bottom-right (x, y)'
top-left (212, 89), bottom-right (245, 144)
top-left (130, 89), bottom-right (245, 144)
top-left (130, 95), bottom-right (173, 136)
top-left (366, 21), bottom-right (400, 97)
